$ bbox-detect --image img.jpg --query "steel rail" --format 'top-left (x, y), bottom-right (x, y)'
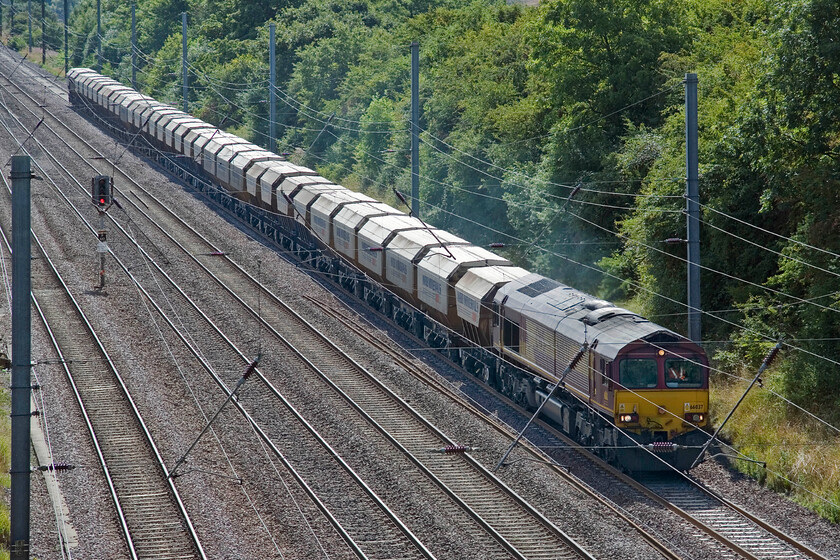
top-left (296, 259), bottom-right (832, 560)
top-left (0, 149), bottom-right (206, 560)
top-left (10, 55), bottom-right (816, 560)
top-left (0, 63), bottom-right (435, 560)
top-left (3, 61), bottom-right (596, 559)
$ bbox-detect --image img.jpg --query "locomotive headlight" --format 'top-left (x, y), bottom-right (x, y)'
top-left (619, 413), bottom-right (639, 423)
top-left (684, 413), bottom-right (705, 423)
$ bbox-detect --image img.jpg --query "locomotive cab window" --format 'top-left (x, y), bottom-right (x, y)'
top-left (619, 359), bottom-right (657, 389)
top-left (503, 317), bottom-right (520, 353)
top-left (665, 358), bottom-right (704, 388)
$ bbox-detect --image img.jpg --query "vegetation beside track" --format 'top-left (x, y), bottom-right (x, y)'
top-left (710, 373), bottom-right (840, 523)
top-left (3, 0), bottom-right (839, 523)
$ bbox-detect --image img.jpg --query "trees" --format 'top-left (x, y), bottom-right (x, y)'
top-left (58, 0), bottom-right (840, 414)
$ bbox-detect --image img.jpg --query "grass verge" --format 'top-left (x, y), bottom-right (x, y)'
top-left (710, 369), bottom-right (840, 523)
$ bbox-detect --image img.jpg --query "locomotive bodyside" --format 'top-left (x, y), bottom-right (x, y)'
top-left (493, 273), bottom-right (709, 469)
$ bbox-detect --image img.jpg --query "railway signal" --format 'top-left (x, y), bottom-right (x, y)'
top-left (91, 175), bottom-right (114, 289)
top-left (92, 175), bottom-right (112, 207)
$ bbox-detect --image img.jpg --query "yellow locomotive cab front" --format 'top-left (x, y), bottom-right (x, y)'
top-left (615, 389), bottom-right (708, 438)
top-left (613, 349), bottom-right (709, 440)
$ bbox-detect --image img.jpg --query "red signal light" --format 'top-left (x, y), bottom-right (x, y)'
top-left (92, 175), bottom-right (112, 207)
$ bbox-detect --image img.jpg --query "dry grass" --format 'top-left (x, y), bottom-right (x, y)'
top-left (710, 369), bottom-right (840, 522)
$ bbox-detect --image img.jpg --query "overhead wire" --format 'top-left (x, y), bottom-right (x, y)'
top-left (325, 127), bottom-right (684, 215)
top-left (1, 79), bottom-right (317, 553)
top-left (700, 216), bottom-right (840, 281)
top-left (75, 77), bottom-right (840, 512)
top-left (566, 207), bottom-right (840, 318)
top-left (121, 219), bottom-right (287, 558)
top-left (72, 53), bottom-right (840, 442)
top-left (285, 114), bottom-right (840, 355)
top-left (700, 201), bottom-right (840, 261)
top-left (304, 125), bottom-right (840, 395)
top-left (62, 30), bottom-right (840, 516)
top-left (411, 191), bottom-right (840, 442)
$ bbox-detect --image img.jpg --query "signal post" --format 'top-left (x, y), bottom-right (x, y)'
top-left (91, 175), bottom-right (113, 289)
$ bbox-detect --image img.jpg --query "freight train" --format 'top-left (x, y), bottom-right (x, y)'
top-left (67, 68), bottom-right (710, 471)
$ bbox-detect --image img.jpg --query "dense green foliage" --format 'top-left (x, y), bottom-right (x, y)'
top-left (24, 0), bottom-right (839, 513)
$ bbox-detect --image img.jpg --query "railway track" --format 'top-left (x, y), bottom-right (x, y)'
top-left (0, 155), bottom-right (205, 559)
top-left (638, 474), bottom-right (816, 560)
top-left (0, 52), bottom-right (597, 559)
top-left (301, 294), bottom-right (833, 560)
top-left (90, 112), bottom-right (593, 559)
top-left (0, 69), bottom-right (433, 559)
top-left (1, 50), bottom-right (832, 560)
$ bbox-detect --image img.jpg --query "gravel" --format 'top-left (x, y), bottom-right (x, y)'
top-left (1, 49), bottom-right (837, 560)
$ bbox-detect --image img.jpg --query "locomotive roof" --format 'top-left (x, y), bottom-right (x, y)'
top-left (495, 273), bottom-right (688, 360)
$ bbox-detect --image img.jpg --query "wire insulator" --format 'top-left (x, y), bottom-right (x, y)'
top-left (432, 445), bottom-right (474, 454)
top-left (646, 441), bottom-right (677, 453)
top-left (393, 188), bottom-right (409, 207)
top-left (36, 462), bottom-right (75, 471)
top-left (568, 348), bottom-right (586, 370)
top-left (242, 359), bottom-right (259, 380)
top-left (762, 344), bottom-right (781, 368)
